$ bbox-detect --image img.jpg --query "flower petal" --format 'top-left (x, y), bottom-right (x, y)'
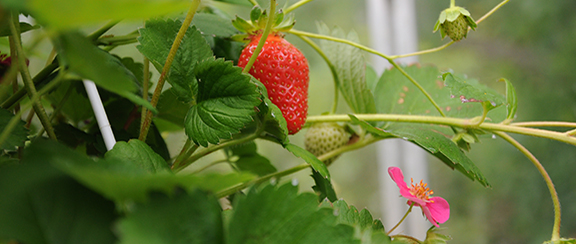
top-left (388, 167), bottom-right (426, 206)
top-left (427, 196), bottom-right (450, 224)
top-left (421, 205), bottom-right (439, 227)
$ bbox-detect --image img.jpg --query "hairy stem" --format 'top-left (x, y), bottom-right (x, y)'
top-left (9, 12), bottom-right (57, 140)
top-left (494, 132), bottom-right (561, 241)
top-left (140, 56), bottom-right (150, 131)
top-left (284, 0), bottom-right (313, 14)
top-left (292, 34), bottom-right (340, 114)
top-left (288, 29), bottom-right (446, 117)
top-left (242, 0), bottom-right (276, 74)
top-left (306, 114), bottom-right (576, 146)
top-left (139, 0), bottom-right (201, 141)
top-left (387, 203), bottom-right (414, 235)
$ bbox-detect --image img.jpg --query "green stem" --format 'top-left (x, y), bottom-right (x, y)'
top-left (174, 124), bottom-right (265, 172)
top-left (190, 159), bottom-right (230, 174)
top-left (242, 0), bottom-right (276, 74)
top-left (306, 114), bottom-right (576, 146)
top-left (9, 11), bottom-right (57, 140)
top-left (494, 132), bottom-right (561, 241)
top-left (0, 69), bottom-right (65, 147)
top-left (450, 0), bottom-right (455, 8)
top-left (216, 135), bottom-right (381, 198)
top-left (171, 139), bottom-right (199, 170)
top-left (140, 56), bottom-right (150, 132)
top-left (511, 121), bottom-right (576, 128)
top-left (284, 0), bottom-right (313, 14)
top-left (287, 29), bottom-right (446, 117)
top-left (0, 63), bottom-right (59, 110)
top-left (248, 0), bottom-right (258, 6)
top-left (567, 128), bottom-right (576, 136)
top-left (475, 0), bottom-right (510, 25)
top-left (97, 32), bottom-right (139, 46)
top-left (139, 0), bottom-right (201, 141)
top-left (87, 20), bottom-right (119, 41)
top-left (387, 203), bottom-right (414, 235)
top-left (389, 234), bottom-right (421, 243)
top-left (292, 34), bottom-right (339, 114)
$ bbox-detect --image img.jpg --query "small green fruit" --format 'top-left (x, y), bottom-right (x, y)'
top-left (433, 6), bottom-right (477, 41)
top-left (304, 123), bottom-right (350, 165)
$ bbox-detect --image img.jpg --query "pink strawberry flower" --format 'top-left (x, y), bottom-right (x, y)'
top-left (388, 167), bottom-right (450, 227)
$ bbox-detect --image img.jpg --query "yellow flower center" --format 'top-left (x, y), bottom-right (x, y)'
top-left (409, 178), bottom-right (434, 202)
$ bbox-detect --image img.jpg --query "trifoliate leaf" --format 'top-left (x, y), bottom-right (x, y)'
top-left (184, 58), bottom-right (261, 147)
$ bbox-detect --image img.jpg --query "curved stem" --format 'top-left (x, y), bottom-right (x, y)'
top-left (292, 34), bottom-right (340, 114)
top-left (9, 11), bottom-right (57, 140)
top-left (87, 20), bottom-right (119, 41)
top-left (248, 0), bottom-right (258, 6)
top-left (288, 29), bottom-right (446, 117)
top-left (494, 132), bottom-right (561, 241)
top-left (284, 0), bottom-right (313, 14)
top-left (139, 0), bottom-right (201, 141)
top-left (242, 0), bottom-right (276, 74)
top-left (306, 114), bottom-right (576, 146)
top-left (387, 203), bottom-right (414, 235)
top-left (566, 128), bottom-right (576, 137)
top-left (475, 0), bottom-right (510, 25)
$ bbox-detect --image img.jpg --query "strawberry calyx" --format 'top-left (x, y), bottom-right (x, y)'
top-left (231, 6), bottom-right (295, 42)
top-left (433, 6), bottom-right (477, 41)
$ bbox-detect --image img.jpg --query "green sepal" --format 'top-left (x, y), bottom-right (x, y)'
top-left (250, 6), bottom-right (262, 23)
top-left (232, 16), bottom-right (254, 33)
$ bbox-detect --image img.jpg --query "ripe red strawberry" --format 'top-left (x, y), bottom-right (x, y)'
top-left (238, 34), bottom-right (309, 135)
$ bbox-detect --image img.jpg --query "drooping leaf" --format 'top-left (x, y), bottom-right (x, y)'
top-left (117, 190), bottom-right (224, 244)
top-left (137, 18), bottom-right (214, 103)
top-left (500, 78), bottom-right (518, 121)
top-left (54, 32), bottom-right (156, 112)
top-left (227, 183), bottom-right (359, 244)
top-left (253, 77), bottom-right (289, 144)
top-left (184, 58), bottom-right (261, 147)
top-left (318, 23), bottom-right (376, 114)
top-left (105, 139), bottom-right (170, 173)
top-left (226, 142), bottom-right (277, 177)
top-left (311, 170), bottom-right (338, 202)
top-left (26, 140), bottom-right (255, 202)
top-left (374, 65), bottom-right (506, 124)
top-left (285, 143), bottom-right (330, 180)
top-left (443, 72), bottom-right (505, 113)
top-left (192, 13), bottom-right (239, 37)
top-left (386, 124), bottom-right (490, 187)
top-left (331, 200), bottom-right (390, 244)
top-left (0, 108), bottom-right (29, 150)
top-left (21, 0), bottom-right (189, 30)
top-left (0, 151), bottom-right (117, 244)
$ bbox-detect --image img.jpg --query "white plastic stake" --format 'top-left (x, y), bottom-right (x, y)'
top-left (83, 80), bottom-right (116, 151)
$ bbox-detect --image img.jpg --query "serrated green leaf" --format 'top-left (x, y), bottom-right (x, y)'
top-left (117, 190), bottom-right (224, 244)
top-left (386, 124), bottom-right (490, 187)
top-left (0, 153), bottom-right (117, 244)
top-left (55, 32), bottom-right (156, 112)
top-left (22, 0), bottom-right (189, 31)
top-left (0, 108), bottom-right (29, 150)
top-left (105, 139), bottom-right (170, 173)
top-left (285, 143), bottom-right (330, 179)
top-left (184, 58), bottom-right (261, 147)
top-left (227, 183), bottom-right (359, 244)
top-left (500, 78), bottom-right (518, 121)
top-left (375, 65), bottom-right (506, 124)
top-left (318, 23), bottom-right (376, 114)
top-left (332, 200), bottom-right (390, 244)
top-left (311, 170), bottom-right (338, 202)
top-left (26, 140), bottom-right (255, 202)
top-left (192, 13), bottom-right (238, 37)
top-left (443, 72), bottom-right (505, 113)
top-left (156, 88), bottom-right (193, 129)
top-left (138, 18), bottom-right (214, 103)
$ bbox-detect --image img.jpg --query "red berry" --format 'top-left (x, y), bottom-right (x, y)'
top-left (238, 34), bottom-right (309, 135)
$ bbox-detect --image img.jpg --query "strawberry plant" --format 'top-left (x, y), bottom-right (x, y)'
top-left (0, 0), bottom-right (575, 243)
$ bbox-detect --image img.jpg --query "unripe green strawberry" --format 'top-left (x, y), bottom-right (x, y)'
top-left (238, 34), bottom-right (309, 135)
top-left (304, 123), bottom-right (350, 165)
top-left (434, 6), bottom-right (477, 41)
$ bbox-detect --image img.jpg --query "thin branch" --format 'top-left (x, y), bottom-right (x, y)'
top-left (284, 0), bottom-right (313, 14)
top-left (242, 0), bottom-right (276, 74)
